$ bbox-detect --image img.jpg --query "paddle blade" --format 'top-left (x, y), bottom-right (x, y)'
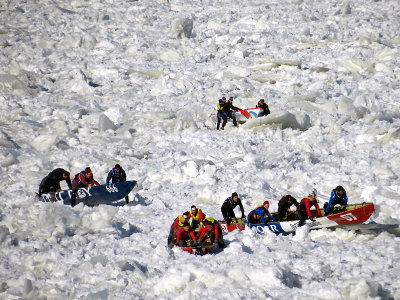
top-left (240, 110), bottom-right (251, 119)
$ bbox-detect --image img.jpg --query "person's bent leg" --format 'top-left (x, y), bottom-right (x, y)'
top-left (232, 115), bottom-right (238, 127)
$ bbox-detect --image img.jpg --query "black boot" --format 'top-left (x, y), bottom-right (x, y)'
top-left (125, 196), bottom-right (129, 204)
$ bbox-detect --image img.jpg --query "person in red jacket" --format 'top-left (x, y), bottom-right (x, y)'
top-left (167, 212), bottom-right (190, 245)
top-left (198, 218), bottom-right (224, 248)
top-left (71, 167), bottom-right (100, 207)
top-left (188, 205), bottom-right (205, 231)
top-left (169, 221), bottom-right (196, 248)
top-left (296, 189), bottom-right (321, 227)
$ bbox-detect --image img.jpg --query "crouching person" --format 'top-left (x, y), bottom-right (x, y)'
top-left (168, 221), bottom-right (196, 249)
top-left (167, 212), bottom-right (190, 245)
top-left (247, 200), bottom-right (276, 226)
top-left (198, 218), bottom-right (224, 248)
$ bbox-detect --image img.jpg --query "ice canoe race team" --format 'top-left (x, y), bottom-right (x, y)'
top-left (37, 97), bottom-right (350, 253)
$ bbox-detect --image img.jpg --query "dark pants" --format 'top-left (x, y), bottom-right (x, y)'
top-left (221, 203), bottom-right (236, 224)
top-left (38, 176), bottom-right (59, 196)
top-left (38, 176), bottom-right (59, 202)
top-left (217, 112), bottom-right (227, 130)
top-left (112, 179), bottom-right (129, 203)
top-left (278, 209), bottom-right (287, 222)
top-left (70, 182), bottom-right (83, 207)
top-left (297, 210), bottom-right (308, 227)
top-left (226, 112), bottom-right (238, 127)
top-left (247, 213), bottom-right (261, 225)
top-left (191, 220), bottom-right (202, 232)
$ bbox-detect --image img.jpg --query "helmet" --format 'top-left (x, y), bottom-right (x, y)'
top-left (222, 97), bottom-right (226, 100)
top-left (229, 97), bottom-right (233, 101)
top-left (263, 200), bottom-right (269, 206)
top-left (85, 167), bottom-right (92, 174)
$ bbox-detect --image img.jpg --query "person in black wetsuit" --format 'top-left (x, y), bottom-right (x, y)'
top-left (38, 168), bottom-right (72, 202)
top-left (256, 99), bottom-right (271, 117)
top-left (221, 192), bottom-right (245, 225)
top-left (223, 97), bottom-right (241, 128)
top-left (277, 195), bottom-right (299, 221)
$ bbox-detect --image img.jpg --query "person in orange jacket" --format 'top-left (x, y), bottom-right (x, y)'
top-left (188, 205), bottom-right (206, 230)
top-left (296, 189), bottom-right (321, 227)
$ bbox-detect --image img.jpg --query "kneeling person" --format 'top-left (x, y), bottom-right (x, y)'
top-left (247, 201), bottom-right (276, 226)
top-left (169, 221), bottom-right (196, 248)
top-left (167, 212), bottom-right (190, 245)
top-left (71, 167), bottom-right (100, 207)
top-left (198, 217), bottom-right (224, 248)
top-left (106, 164), bottom-right (129, 203)
top-left (38, 168), bottom-right (72, 202)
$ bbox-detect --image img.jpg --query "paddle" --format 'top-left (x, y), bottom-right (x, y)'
top-left (239, 109), bottom-right (251, 119)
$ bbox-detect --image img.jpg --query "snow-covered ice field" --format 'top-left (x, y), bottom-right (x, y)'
top-left (0, 0), bottom-right (399, 298)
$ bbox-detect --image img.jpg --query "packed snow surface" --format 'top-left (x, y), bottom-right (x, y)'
top-left (0, 0), bottom-right (400, 299)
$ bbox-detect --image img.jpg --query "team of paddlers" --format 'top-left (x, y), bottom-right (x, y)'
top-left (38, 164), bottom-right (128, 206)
top-left (216, 97), bottom-right (270, 130)
top-left (168, 186), bottom-right (348, 250)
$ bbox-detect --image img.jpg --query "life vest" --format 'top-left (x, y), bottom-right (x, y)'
top-left (298, 197), bottom-right (321, 217)
top-left (111, 168), bottom-right (124, 181)
top-left (205, 217), bottom-right (216, 224)
top-left (177, 215), bottom-right (187, 227)
top-left (249, 205), bottom-right (264, 220)
top-left (73, 171), bottom-right (91, 186)
top-left (190, 209), bottom-right (204, 222)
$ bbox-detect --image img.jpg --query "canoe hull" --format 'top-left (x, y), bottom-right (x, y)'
top-left (250, 203), bottom-right (375, 234)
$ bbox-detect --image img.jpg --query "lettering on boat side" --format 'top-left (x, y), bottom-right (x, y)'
top-left (105, 184), bottom-right (118, 193)
top-left (340, 213), bottom-right (357, 221)
top-left (220, 224), bottom-right (228, 232)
